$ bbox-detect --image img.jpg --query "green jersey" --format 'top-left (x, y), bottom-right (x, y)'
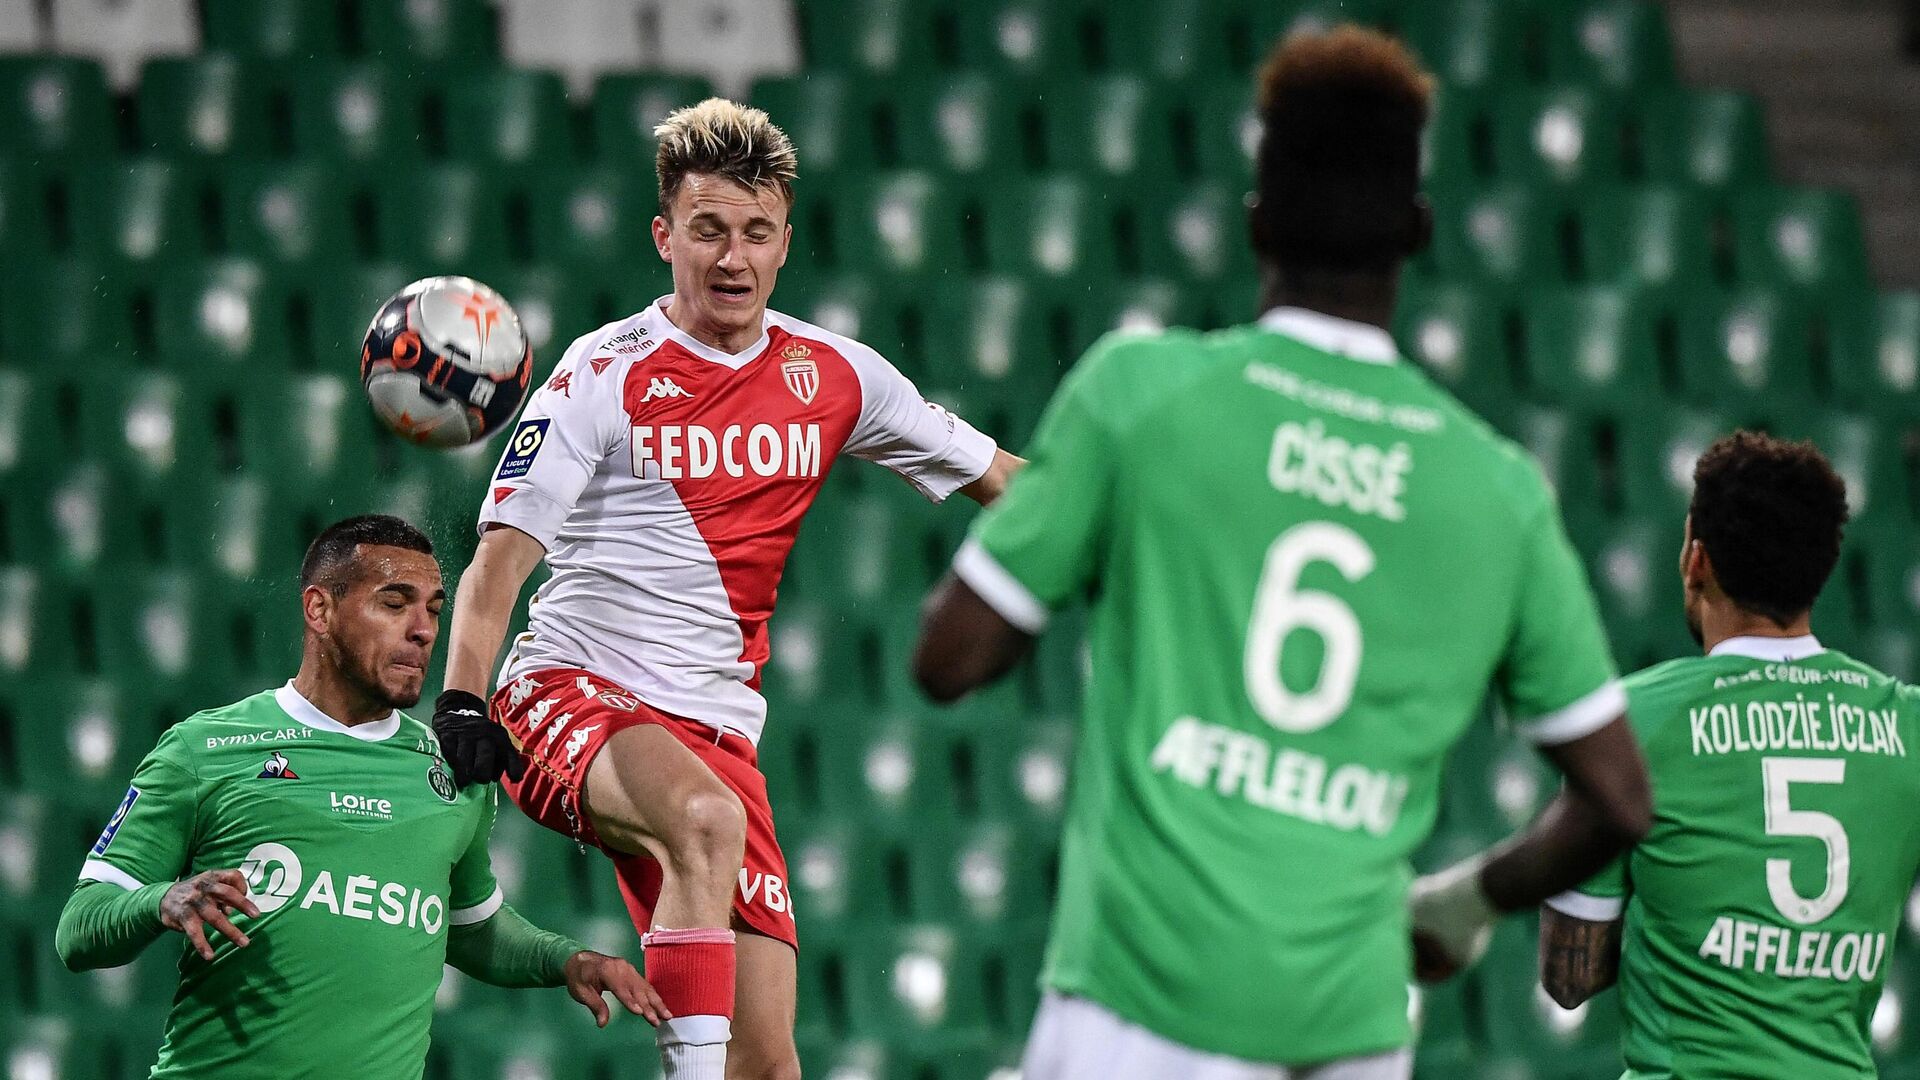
top-left (1561, 637), bottom-right (1920, 1079)
top-left (78, 683), bottom-right (499, 1079)
top-left (956, 309), bottom-right (1622, 1063)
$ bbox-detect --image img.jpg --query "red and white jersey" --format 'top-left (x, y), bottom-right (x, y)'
top-left (477, 297), bottom-right (995, 743)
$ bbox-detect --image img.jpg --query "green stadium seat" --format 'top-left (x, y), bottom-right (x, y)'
top-left (1520, 286), bottom-right (1661, 412)
top-left (0, 1016), bottom-right (111, 1080)
top-left (436, 69), bottom-right (571, 165)
top-left (0, 56), bottom-right (115, 159)
top-left (218, 162), bottom-right (355, 263)
top-left (306, 260), bottom-right (413, 364)
top-left (1423, 87), bottom-right (1490, 189)
top-left (485, 264), bottom-right (596, 361)
top-left (354, 0), bottom-right (495, 64)
top-left (285, 61), bottom-right (428, 163)
top-left (233, 373), bottom-right (381, 500)
top-left (1402, 0), bottom-right (1530, 90)
top-left (152, 258), bottom-right (290, 369)
top-left (202, 0), bottom-right (344, 59)
top-left (970, 716), bottom-right (1073, 829)
top-left (370, 164), bottom-right (510, 268)
top-left (953, 0), bottom-right (1090, 75)
top-left (785, 818), bottom-right (898, 928)
top-left (1491, 87), bottom-right (1626, 187)
top-left (1830, 291), bottom-right (1920, 416)
top-left (1429, 182), bottom-right (1568, 285)
top-left (73, 366), bottom-right (222, 495)
top-left (1613, 405), bottom-right (1734, 519)
top-left (1673, 287), bottom-right (1815, 405)
top-left (1393, 279), bottom-right (1515, 419)
top-left (843, 924), bottom-right (996, 1046)
top-left (774, 273), bottom-right (917, 369)
top-left (63, 159), bottom-right (200, 264)
top-left (815, 718), bottom-right (959, 829)
top-left (1247, 0), bottom-right (1394, 61)
top-left (1577, 184), bottom-right (1716, 288)
top-left (1191, 81), bottom-right (1257, 186)
top-left (1100, 0), bottom-right (1231, 79)
top-left (0, 566), bottom-right (80, 682)
top-left (920, 275), bottom-right (1048, 390)
top-left (528, 169), bottom-right (652, 271)
top-left (133, 55), bottom-right (273, 158)
top-left (1553, 0), bottom-right (1677, 87)
top-left (1859, 528), bottom-right (1920, 639)
top-left (1779, 410), bottom-right (1907, 530)
top-left (1731, 186), bottom-right (1872, 294)
top-left (1042, 74), bottom-right (1176, 181)
top-left (1135, 181), bottom-right (1256, 285)
top-left (983, 175), bottom-right (1117, 280)
top-left (895, 75), bottom-right (1032, 175)
top-left (1059, 277), bottom-right (1199, 361)
top-left (0, 162), bottom-right (53, 263)
top-left (905, 823), bottom-right (1051, 927)
top-left (1637, 88), bottom-right (1770, 191)
top-left (0, 259), bottom-right (144, 365)
top-left (751, 74), bottom-right (876, 175)
top-left (12, 675), bottom-right (164, 802)
top-left (832, 171), bottom-right (967, 277)
top-left (796, 0), bottom-right (936, 74)
top-left (590, 74), bottom-right (717, 168)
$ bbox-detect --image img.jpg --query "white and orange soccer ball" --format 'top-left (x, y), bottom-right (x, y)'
top-left (361, 276), bottom-right (534, 448)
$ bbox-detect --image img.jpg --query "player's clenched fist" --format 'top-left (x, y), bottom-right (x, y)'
top-left (563, 950), bottom-right (671, 1027)
top-left (160, 869), bottom-right (262, 961)
top-left (433, 689), bottom-right (526, 786)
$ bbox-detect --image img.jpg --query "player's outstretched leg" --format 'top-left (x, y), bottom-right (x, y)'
top-left (726, 930), bottom-right (800, 1080)
top-left (587, 725), bottom-right (748, 1080)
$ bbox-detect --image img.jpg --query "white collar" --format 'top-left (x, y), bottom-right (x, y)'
top-left (651, 296), bottom-right (769, 370)
top-left (1257, 307), bottom-right (1398, 365)
top-left (1708, 635), bottom-right (1825, 663)
top-left (275, 682), bottom-right (402, 743)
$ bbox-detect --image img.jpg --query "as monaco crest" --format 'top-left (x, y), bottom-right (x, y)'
top-left (780, 344), bottom-right (818, 405)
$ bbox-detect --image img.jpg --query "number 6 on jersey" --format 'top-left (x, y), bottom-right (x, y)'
top-left (1244, 522), bottom-right (1376, 733)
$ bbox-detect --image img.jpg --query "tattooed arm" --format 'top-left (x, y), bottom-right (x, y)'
top-left (1539, 903), bottom-right (1623, 1008)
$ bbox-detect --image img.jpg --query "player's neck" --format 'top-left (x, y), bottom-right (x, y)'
top-left (1699, 602), bottom-right (1815, 656)
top-left (662, 296), bottom-right (761, 355)
top-left (1259, 264), bottom-right (1399, 333)
top-left (292, 661), bottom-right (393, 728)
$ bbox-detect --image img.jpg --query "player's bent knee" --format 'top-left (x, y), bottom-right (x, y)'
top-left (668, 786), bottom-right (747, 868)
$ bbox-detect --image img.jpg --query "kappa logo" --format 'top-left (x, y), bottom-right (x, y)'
top-left (640, 377), bottom-right (695, 404)
top-left (546, 369), bottom-right (573, 398)
top-left (506, 676), bottom-right (538, 711)
top-left (259, 751), bottom-right (300, 780)
top-left (563, 724), bottom-right (602, 766)
top-left (781, 344), bottom-right (818, 405)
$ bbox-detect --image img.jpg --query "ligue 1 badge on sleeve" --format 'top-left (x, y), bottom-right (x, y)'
top-left (428, 757), bottom-right (457, 803)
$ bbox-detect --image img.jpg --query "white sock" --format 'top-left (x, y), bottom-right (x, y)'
top-left (657, 1015), bottom-right (730, 1080)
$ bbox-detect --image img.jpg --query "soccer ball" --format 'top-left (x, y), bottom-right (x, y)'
top-left (361, 276), bottom-right (533, 448)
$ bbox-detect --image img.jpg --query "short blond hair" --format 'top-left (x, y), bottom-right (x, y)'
top-left (654, 97), bottom-right (798, 217)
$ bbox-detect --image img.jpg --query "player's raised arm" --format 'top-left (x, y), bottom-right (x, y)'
top-left (435, 331), bottom-right (626, 786)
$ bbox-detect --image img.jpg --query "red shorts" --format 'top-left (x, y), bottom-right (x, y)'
top-left (492, 667), bottom-right (797, 950)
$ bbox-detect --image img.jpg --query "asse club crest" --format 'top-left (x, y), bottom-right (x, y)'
top-left (427, 757), bottom-right (457, 803)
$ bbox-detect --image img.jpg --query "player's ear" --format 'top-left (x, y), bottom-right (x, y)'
top-left (652, 215), bottom-right (672, 262)
top-left (777, 220), bottom-right (792, 269)
top-left (300, 583), bottom-right (334, 637)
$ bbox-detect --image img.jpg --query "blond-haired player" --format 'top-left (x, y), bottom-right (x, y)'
top-left (429, 99), bottom-right (1023, 1080)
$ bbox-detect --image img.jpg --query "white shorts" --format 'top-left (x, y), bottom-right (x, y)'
top-left (1021, 992), bottom-right (1414, 1080)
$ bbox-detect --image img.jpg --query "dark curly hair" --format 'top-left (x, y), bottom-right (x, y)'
top-left (1689, 431), bottom-right (1849, 626)
top-left (1253, 25), bottom-right (1433, 272)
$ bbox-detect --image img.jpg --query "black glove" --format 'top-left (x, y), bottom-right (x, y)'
top-left (433, 689), bottom-right (526, 786)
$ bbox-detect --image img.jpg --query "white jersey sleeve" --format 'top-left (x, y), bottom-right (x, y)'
top-left (840, 340), bottom-right (997, 502)
top-left (477, 328), bottom-right (630, 550)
